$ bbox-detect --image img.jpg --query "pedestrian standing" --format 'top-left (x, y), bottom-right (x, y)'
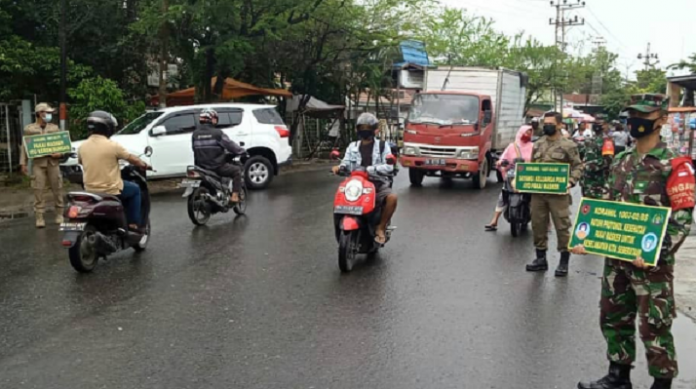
top-left (526, 111), bottom-right (583, 277)
top-left (575, 94), bottom-right (695, 389)
top-left (19, 103), bottom-right (65, 228)
top-left (581, 121), bottom-right (614, 199)
top-left (611, 123), bottom-right (630, 155)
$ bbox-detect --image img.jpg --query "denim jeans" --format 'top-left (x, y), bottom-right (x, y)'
top-left (119, 181), bottom-right (142, 226)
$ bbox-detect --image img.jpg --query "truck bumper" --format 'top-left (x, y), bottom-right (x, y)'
top-left (399, 156), bottom-right (479, 173)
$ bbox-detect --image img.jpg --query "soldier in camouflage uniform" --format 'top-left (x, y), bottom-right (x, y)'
top-left (575, 94), bottom-right (695, 389)
top-left (581, 119), bottom-right (614, 199)
top-left (525, 111), bottom-right (583, 277)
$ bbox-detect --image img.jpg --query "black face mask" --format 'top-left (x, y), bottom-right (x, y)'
top-left (543, 124), bottom-right (557, 136)
top-left (627, 117), bottom-right (659, 139)
top-left (358, 130), bottom-right (374, 140)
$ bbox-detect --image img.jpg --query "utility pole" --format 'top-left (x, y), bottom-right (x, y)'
top-left (59, 0), bottom-right (67, 131)
top-left (158, 0), bottom-right (169, 108)
top-left (637, 42), bottom-right (659, 71)
top-left (550, 0), bottom-right (586, 112)
top-left (590, 37), bottom-right (606, 105)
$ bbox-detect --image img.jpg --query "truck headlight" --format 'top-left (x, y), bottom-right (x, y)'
top-left (459, 147), bottom-right (479, 159)
top-left (403, 146), bottom-right (418, 156)
top-left (344, 179), bottom-right (364, 202)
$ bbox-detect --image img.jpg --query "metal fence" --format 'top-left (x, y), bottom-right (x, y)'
top-left (0, 103), bottom-right (22, 174)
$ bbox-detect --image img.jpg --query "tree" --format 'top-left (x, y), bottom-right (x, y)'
top-left (669, 53), bottom-right (696, 75)
top-left (634, 68), bottom-right (667, 94)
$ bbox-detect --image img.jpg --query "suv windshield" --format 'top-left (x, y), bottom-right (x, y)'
top-left (117, 111), bottom-right (164, 135)
top-left (408, 94), bottom-right (479, 126)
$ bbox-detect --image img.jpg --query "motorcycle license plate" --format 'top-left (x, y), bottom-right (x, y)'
top-left (60, 222), bottom-right (86, 232)
top-left (179, 179), bottom-right (201, 188)
top-left (425, 159), bottom-right (446, 166)
top-left (334, 205), bottom-right (364, 215)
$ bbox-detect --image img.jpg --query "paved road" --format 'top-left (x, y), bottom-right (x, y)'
top-left (1, 171), bottom-right (695, 389)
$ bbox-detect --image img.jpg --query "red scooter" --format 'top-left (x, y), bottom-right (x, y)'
top-left (331, 150), bottom-right (396, 273)
top-left (60, 148), bottom-right (153, 273)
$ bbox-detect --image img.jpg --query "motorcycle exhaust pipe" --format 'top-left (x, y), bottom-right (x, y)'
top-left (202, 193), bottom-right (228, 210)
top-left (87, 231), bottom-right (119, 255)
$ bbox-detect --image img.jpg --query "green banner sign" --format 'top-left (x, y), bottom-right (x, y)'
top-left (514, 163), bottom-right (569, 194)
top-left (569, 198), bottom-right (671, 266)
top-left (23, 132), bottom-right (72, 159)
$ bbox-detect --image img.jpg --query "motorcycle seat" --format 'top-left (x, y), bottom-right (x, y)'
top-left (190, 165), bottom-right (221, 179)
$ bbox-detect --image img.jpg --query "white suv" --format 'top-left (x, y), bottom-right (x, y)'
top-left (62, 103), bottom-right (292, 189)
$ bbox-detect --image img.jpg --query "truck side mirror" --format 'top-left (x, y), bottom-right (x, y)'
top-left (484, 110), bottom-right (492, 124)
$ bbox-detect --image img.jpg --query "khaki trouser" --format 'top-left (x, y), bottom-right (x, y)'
top-left (31, 163), bottom-right (64, 215)
top-left (531, 194), bottom-right (571, 252)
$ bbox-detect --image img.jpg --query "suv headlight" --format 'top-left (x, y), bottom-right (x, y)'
top-left (344, 179), bottom-right (363, 202)
top-left (459, 147), bottom-right (479, 159)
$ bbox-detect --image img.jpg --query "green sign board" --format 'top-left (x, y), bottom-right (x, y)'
top-left (569, 198), bottom-right (671, 267)
top-left (514, 163), bottom-right (569, 194)
top-left (23, 132), bottom-right (72, 159)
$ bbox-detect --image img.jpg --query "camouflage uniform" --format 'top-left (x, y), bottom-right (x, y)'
top-left (599, 96), bottom-right (694, 380)
top-left (581, 134), bottom-right (613, 199)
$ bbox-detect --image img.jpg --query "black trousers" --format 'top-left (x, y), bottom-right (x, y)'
top-left (215, 164), bottom-right (243, 193)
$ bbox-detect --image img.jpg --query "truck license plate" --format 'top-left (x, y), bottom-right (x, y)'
top-left (425, 159), bottom-right (446, 166)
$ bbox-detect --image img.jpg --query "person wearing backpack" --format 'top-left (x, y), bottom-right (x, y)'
top-left (332, 113), bottom-right (398, 244)
top-left (484, 125), bottom-right (534, 231)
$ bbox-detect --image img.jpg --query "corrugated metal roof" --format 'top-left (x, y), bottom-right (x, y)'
top-left (393, 40), bottom-right (429, 68)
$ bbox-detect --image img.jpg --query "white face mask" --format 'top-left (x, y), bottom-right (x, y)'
top-left (43, 113), bottom-right (53, 123)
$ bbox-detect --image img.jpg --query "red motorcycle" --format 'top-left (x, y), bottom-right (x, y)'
top-left (331, 150), bottom-right (396, 273)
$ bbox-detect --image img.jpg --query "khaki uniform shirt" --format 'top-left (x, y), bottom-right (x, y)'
top-left (20, 122), bottom-right (62, 167)
top-left (532, 135), bottom-right (584, 185)
top-left (78, 135), bottom-right (131, 195)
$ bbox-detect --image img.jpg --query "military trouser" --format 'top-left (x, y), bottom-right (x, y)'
top-left (581, 171), bottom-right (607, 199)
top-left (31, 164), bottom-right (64, 215)
top-left (531, 193), bottom-right (571, 252)
top-left (600, 259), bottom-right (677, 378)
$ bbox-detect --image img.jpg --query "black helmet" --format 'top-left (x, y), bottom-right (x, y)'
top-left (86, 110), bottom-right (118, 138)
top-left (356, 112), bottom-right (379, 132)
top-left (199, 108), bottom-right (218, 125)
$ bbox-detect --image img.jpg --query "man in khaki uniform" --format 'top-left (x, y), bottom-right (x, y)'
top-left (525, 111), bottom-right (583, 276)
top-left (19, 103), bottom-right (65, 228)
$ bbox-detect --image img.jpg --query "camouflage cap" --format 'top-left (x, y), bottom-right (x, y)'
top-left (625, 93), bottom-right (669, 113)
top-left (34, 103), bottom-right (55, 113)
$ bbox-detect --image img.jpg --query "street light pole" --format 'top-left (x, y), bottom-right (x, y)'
top-left (59, 0), bottom-right (67, 131)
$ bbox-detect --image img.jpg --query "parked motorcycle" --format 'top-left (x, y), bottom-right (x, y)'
top-left (330, 151), bottom-right (397, 273)
top-left (61, 147), bottom-right (153, 273)
top-left (181, 153), bottom-right (249, 226)
top-left (501, 158), bottom-right (531, 237)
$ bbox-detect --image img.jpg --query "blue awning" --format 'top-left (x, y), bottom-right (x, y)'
top-left (393, 40), bottom-right (429, 69)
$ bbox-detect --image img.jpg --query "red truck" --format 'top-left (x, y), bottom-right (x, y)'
top-left (400, 67), bottom-right (527, 188)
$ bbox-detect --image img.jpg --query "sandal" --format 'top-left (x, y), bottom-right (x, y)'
top-left (375, 232), bottom-right (387, 244)
top-left (484, 224), bottom-right (498, 231)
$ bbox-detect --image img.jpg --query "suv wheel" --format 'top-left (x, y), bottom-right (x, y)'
top-left (245, 155), bottom-right (274, 190)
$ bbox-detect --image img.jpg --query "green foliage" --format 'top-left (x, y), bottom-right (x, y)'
top-left (68, 77), bottom-right (146, 139)
top-left (669, 53), bottom-right (696, 74)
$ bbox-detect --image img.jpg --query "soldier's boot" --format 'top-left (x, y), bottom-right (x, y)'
top-left (526, 249), bottom-right (548, 272)
top-left (555, 251), bottom-right (570, 277)
top-left (35, 213), bottom-right (46, 229)
top-left (577, 362), bottom-right (632, 389)
top-left (54, 213), bottom-right (64, 225)
top-left (650, 378), bottom-right (672, 389)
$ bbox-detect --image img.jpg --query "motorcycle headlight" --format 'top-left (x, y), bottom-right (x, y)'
top-left (344, 179), bottom-right (363, 202)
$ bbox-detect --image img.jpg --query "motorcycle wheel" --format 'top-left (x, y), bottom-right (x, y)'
top-left (68, 224), bottom-right (99, 273)
top-left (188, 187), bottom-right (211, 226)
top-left (233, 186), bottom-right (248, 215)
top-left (338, 230), bottom-right (359, 273)
top-left (133, 219), bottom-right (151, 252)
top-left (510, 221), bottom-right (521, 237)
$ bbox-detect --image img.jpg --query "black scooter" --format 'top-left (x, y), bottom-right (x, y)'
top-left (501, 158), bottom-right (531, 237)
top-left (61, 147), bottom-right (153, 273)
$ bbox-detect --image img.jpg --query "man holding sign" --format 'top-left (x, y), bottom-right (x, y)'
top-left (576, 94), bottom-right (695, 389)
top-left (19, 103), bottom-right (66, 228)
top-left (525, 111), bottom-right (583, 277)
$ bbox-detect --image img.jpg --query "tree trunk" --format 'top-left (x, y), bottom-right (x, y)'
top-left (158, 0), bottom-right (169, 108)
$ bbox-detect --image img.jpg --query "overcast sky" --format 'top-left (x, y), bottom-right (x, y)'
top-left (439, 0), bottom-right (696, 78)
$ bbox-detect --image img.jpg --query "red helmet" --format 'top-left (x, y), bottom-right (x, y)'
top-left (199, 108), bottom-right (218, 124)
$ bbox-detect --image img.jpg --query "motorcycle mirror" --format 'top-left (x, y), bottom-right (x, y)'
top-left (385, 154), bottom-right (397, 165)
top-left (144, 146), bottom-right (153, 157)
top-left (239, 141), bottom-right (246, 147)
top-left (330, 149), bottom-right (341, 160)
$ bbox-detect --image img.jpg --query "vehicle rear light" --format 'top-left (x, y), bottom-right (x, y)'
top-left (275, 126), bottom-right (290, 138)
top-left (61, 240), bottom-right (72, 247)
top-left (68, 206), bottom-right (81, 218)
top-left (187, 170), bottom-right (200, 178)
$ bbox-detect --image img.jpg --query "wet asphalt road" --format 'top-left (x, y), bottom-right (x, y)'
top-left (1, 170), bottom-right (696, 389)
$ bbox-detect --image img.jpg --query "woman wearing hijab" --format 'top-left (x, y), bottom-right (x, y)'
top-left (484, 125), bottom-right (534, 231)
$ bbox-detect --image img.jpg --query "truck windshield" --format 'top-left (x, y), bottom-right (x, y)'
top-left (408, 94), bottom-right (479, 126)
top-left (117, 111), bottom-right (164, 135)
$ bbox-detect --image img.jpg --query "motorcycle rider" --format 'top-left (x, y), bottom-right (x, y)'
top-left (192, 108), bottom-right (246, 203)
top-left (484, 125), bottom-right (533, 231)
top-left (332, 113), bottom-right (397, 244)
top-left (78, 111), bottom-right (150, 232)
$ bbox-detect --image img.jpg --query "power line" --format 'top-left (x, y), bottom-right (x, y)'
top-left (585, 6), bottom-right (627, 50)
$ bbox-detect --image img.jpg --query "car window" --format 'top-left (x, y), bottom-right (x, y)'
top-left (118, 112), bottom-right (163, 135)
top-left (216, 109), bottom-right (244, 128)
top-left (161, 113), bottom-right (196, 135)
top-left (253, 108), bottom-right (284, 125)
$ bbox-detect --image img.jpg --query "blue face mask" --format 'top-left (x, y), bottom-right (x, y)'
top-left (44, 114), bottom-right (53, 123)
